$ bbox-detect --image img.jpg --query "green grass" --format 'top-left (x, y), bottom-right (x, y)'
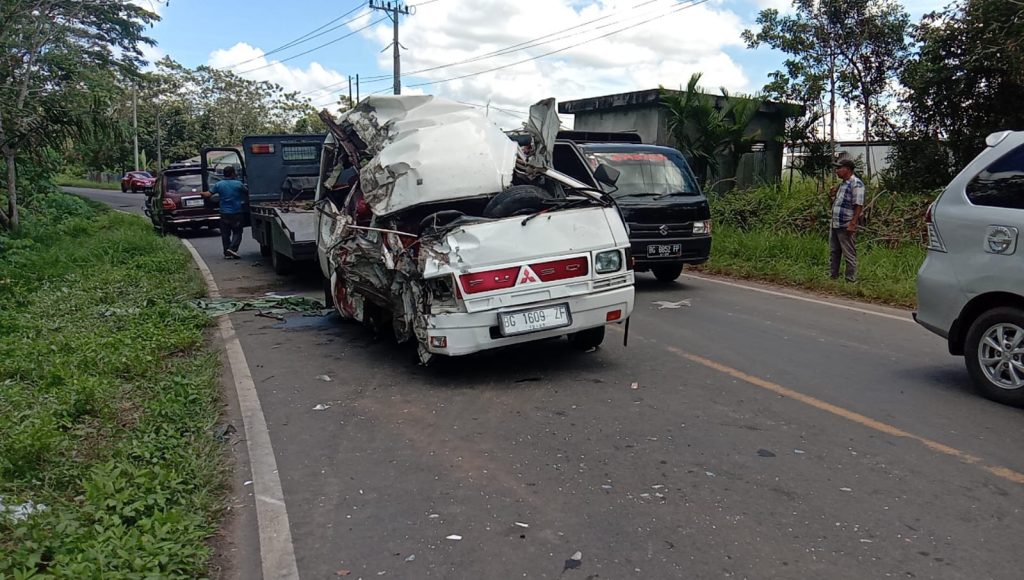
top-left (0, 194), bottom-right (225, 577)
top-left (54, 175), bottom-right (123, 191)
top-left (699, 223), bottom-right (925, 308)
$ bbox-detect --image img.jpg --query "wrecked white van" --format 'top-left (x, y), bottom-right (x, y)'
top-left (314, 96), bottom-right (634, 363)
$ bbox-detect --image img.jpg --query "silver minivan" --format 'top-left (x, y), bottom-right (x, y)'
top-left (915, 130), bottom-right (1024, 406)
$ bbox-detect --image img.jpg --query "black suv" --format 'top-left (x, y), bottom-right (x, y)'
top-left (551, 133), bottom-right (711, 282)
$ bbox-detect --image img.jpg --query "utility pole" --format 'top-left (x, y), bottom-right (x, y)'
top-left (132, 87), bottom-right (139, 171)
top-left (368, 0), bottom-right (412, 95)
top-left (348, 75), bottom-right (353, 107)
top-left (356, 74), bottom-right (360, 102)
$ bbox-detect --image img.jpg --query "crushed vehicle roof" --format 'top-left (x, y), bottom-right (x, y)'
top-left (325, 95), bottom-right (520, 216)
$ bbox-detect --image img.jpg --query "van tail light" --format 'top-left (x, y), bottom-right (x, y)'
top-left (625, 248), bottom-right (634, 270)
top-left (532, 257), bottom-right (589, 282)
top-left (924, 202), bottom-right (947, 252)
top-left (162, 198), bottom-right (176, 210)
top-left (459, 266), bottom-right (520, 294)
top-left (250, 144), bottom-right (275, 154)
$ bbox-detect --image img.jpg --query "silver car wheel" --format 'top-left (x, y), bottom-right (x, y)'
top-left (978, 322), bottom-right (1024, 390)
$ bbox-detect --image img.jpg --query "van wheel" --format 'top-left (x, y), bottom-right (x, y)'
top-left (653, 264), bottom-right (684, 283)
top-left (271, 249), bottom-right (293, 275)
top-left (570, 326), bottom-right (605, 350)
top-left (965, 307), bottom-right (1024, 407)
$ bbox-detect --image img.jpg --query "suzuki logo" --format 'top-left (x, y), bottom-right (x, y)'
top-left (659, 224), bottom-right (669, 236)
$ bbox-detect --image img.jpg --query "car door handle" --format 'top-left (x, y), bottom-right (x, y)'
top-left (985, 225), bottom-right (1018, 255)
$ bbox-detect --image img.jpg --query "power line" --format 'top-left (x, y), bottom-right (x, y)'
top-left (236, 17), bottom-right (387, 75)
top-left (407, 0), bottom-right (712, 89)
top-left (359, 0), bottom-right (671, 83)
top-left (223, 3), bottom-right (367, 69)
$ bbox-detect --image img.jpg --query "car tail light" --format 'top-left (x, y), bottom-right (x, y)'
top-left (162, 198), bottom-right (176, 210)
top-left (606, 309), bottom-right (622, 322)
top-left (250, 144), bottom-right (275, 154)
top-left (924, 202), bottom-right (947, 252)
top-left (531, 257), bottom-right (588, 282)
top-left (459, 266), bottom-right (520, 294)
top-left (429, 336), bottom-right (447, 349)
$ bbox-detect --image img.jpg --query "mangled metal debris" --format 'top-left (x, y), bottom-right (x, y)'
top-left (315, 95), bottom-right (635, 363)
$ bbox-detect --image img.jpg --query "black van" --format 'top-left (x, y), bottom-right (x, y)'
top-left (551, 133), bottom-right (712, 282)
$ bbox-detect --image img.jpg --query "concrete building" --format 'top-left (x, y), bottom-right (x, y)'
top-left (559, 89), bottom-right (803, 188)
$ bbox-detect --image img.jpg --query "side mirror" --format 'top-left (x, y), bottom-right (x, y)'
top-left (594, 163), bottom-right (620, 187)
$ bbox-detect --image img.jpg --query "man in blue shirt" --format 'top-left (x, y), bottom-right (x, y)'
top-left (828, 158), bottom-right (865, 282)
top-left (203, 165), bottom-right (248, 259)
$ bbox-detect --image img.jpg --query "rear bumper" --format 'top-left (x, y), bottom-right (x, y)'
top-left (424, 285), bottom-right (635, 357)
top-left (632, 235), bottom-right (711, 267)
top-left (166, 214), bottom-right (220, 226)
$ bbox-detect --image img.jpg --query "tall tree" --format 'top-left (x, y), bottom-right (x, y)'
top-left (0, 0), bottom-right (158, 231)
top-left (901, 0), bottom-right (1024, 168)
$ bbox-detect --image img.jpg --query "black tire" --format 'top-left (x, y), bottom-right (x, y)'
top-left (964, 307), bottom-right (1024, 407)
top-left (131, 186), bottom-right (138, 193)
top-left (482, 185), bottom-right (555, 218)
top-left (570, 326), bottom-right (606, 350)
top-left (121, 184), bottom-right (128, 193)
top-left (260, 243), bottom-right (272, 257)
top-left (272, 249), bottom-right (294, 275)
top-left (322, 275), bottom-right (335, 309)
top-left (652, 264), bottom-right (684, 283)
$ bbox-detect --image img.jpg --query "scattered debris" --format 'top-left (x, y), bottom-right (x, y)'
top-left (243, 480), bottom-right (253, 486)
top-left (514, 522), bottom-right (530, 528)
top-left (630, 382), bottom-right (640, 390)
top-left (405, 554), bottom-right (416, 562)
top-left (213, 423), bottom-right (237, 442)
top-left (705, 471), bottom-right (717, 478)
top-left (335, 569), bottom-right (351, 577)
top-left (563, 551), bottom-right (584, 571)
top-left (651, 485), bottom-right (665, 489)
top-left (794, 449), bottom-right (806, 454)
top-left (428, 514), bottom-right (440, 518)
top-left (317, 374), bottom-right (333, 382)
top-left (189, 295), bottom-right (331, 318)
top-left (446, 534), bottom-right (462, 541)
top-left (313, 404), bottom-right (332, 411)
top-left (0, 497), bottom-right (47, 522)
top-left (840, 487), bottom-right (853, 492)
top-left (653, 299), bottom-right (691, 309)
top-left (757, 449), bottom-right (777, 458)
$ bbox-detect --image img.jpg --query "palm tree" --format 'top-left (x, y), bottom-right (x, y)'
top-left (661, 73), bottom-right (764, 189)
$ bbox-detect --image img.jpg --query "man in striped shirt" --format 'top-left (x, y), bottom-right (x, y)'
top-left (829, 158), bottom-right (865, 282)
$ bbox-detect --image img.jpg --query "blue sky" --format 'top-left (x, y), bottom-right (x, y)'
top-left (139, 0), bottom-right (946, 130)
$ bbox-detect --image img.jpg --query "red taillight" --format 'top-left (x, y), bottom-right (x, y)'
top-left (606, 309), bottom-right (622, 322)
top-left (531, 257), bottom-right (589, 282)
top-left (250, 144), bottom-right (275, 154)
top-left (459, 266), bottom-right (520, 294)
top-left (162, 198), bottom-right (176, 210)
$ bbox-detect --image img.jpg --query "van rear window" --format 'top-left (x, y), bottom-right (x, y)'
top-left (282, 145), bottom-right (320, 162)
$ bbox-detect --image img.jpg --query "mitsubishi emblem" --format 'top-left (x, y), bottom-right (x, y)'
top-left (659, 224), bottom-right (669, 236)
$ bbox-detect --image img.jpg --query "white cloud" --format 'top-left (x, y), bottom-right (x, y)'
top-left (207, 43), bottom-right (351, 104)
top-left (350, 0), bottom-right (751, 127)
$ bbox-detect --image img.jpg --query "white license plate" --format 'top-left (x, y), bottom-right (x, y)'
top-left (183, 197), bottom-right (204, 208)
top-left (647, 243), bottom-right (682, 258)
top-left (499, 303), bottom-right (572, 337)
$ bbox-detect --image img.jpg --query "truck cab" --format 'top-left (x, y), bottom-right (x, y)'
top-left (553, 132), bottom-right (712, 282)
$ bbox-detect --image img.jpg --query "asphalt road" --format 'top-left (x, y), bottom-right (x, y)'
top-left (74, 187), bottom-right (1024, 580)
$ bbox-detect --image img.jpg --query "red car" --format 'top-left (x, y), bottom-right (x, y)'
top-left (121, 171), bottom-right (156, 193)
top-left (144, 168), bottom-right (221, 235)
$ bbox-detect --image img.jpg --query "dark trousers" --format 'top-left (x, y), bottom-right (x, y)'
top-left (829, 227), bottom-right (857, 282)
top-left (220, 213), bottom-right (244, 254)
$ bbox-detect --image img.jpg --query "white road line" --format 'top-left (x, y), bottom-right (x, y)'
top-left (181, 239), bottom-right (300, 580)
top-left (683, 273), bottom-right (914, 323)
